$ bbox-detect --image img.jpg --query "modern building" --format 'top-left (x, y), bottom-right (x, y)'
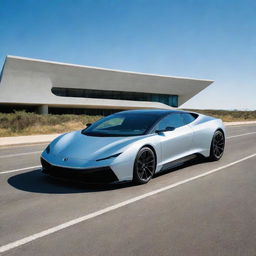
top-left (0, 56), bottom-right (213, 114)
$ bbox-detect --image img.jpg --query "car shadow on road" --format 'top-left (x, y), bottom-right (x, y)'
top-left (8, 157), bottom-right (207, 194)
top-left (7, 169), bottom-right (133, 194)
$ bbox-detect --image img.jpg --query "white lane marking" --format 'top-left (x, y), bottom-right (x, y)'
top-left (0, 129), bottom-right (254, 175)
top-left (0, 131), bottom-right (254, 160)
top-left (227, 131), bottom-right (256, 139)
top-left (0, 151), bottom-right (42, 159)
top-left (0, 130), bottom-right (255, 175)
top-left (0, 142), bottom-right (48, 149)
top-left (0, 166), bottom-right (41, 175)
top-left (0, 153), bottom-right (256, 253)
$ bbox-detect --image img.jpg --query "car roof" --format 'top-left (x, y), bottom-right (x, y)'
top-left (116, 109), bottom-right (186, 116)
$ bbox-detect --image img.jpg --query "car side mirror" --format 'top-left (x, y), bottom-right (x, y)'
top-left (155, 126), bottom-right (175, 134)
top-left (165, 126), bottom-right (175, 131)
top-left (86, 123), bottom-right (92, 127)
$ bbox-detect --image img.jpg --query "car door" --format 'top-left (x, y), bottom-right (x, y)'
top-left (154, 113), bottom-right (194, 166)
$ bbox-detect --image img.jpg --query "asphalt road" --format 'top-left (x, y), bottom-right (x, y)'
top-left (0, 125), bottom-right (256, 256)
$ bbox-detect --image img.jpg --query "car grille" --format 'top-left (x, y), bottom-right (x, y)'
top-left (41, 157), bottom-right (118, 184)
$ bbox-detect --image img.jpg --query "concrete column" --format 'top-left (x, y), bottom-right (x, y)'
top-left (37, 105), bottom-right (48, 115)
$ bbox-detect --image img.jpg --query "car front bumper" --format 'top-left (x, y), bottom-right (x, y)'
top-left (41, 157), bottom-right (119, 184)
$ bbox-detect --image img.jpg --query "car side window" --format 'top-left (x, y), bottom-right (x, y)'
top-left (96, 117), bottom-right (124, 129)
top-left (182, 113), bottom-right (197, 124)
top-left (155, 113), bottom-right (185, 131)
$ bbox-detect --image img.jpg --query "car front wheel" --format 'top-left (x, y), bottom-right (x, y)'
top-left (133, 147), bottom-right (156, 185)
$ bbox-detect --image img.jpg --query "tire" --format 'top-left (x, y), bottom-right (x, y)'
top-left (208, 130), bottom-right (225, 161)
top-left (133, 147), bottom-right (156, 185)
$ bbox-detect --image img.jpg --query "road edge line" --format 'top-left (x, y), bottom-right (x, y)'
top-left (1, 153), bottom-right (256, 253)
top-left (0, 166), bottom-right (41, 175)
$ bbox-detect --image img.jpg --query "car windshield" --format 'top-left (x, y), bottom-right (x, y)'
top-left (82, 112), bottom-right (162, 137)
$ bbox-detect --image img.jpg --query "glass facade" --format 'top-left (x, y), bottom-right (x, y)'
top-left (52, 87), bottom-right (178, 107)
top-left (49, 107), bottom-right (120, 116)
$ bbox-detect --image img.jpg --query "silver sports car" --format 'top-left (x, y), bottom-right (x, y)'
top-left (41, 109), bottom-right (225, 185)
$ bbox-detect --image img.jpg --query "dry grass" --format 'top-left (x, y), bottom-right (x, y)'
top-left (0, 111), bottom-right (102, 137)
top-left (0, 110), bottom-right (255, 137)
top-left (186, 109), bottom-right (256, 122)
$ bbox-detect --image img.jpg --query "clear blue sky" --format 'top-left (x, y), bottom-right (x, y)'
top-left (0, 0), bottom-right (255, 110)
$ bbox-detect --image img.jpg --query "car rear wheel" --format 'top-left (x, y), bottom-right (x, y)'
top-left (133, 147), bottom-right (156, 185)
top-left (208, 130), bottom-right (225, 161)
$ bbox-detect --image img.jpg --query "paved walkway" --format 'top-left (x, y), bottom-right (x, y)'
top-left (0, 134), bottom-right (61, 147)
top-left (224, 121), bottom-right (256, 126)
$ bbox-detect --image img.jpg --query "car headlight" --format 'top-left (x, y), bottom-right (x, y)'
top-left (96, 153), bottom-right (122, 161)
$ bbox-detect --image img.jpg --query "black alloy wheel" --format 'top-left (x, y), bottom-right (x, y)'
top-left (209, 130), bottom-right (225, 161)
top-left (133, 147), bottom-right (156, 185)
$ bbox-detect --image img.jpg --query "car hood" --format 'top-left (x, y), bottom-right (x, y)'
top-left (50, 130), bottom-right (148, 160)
